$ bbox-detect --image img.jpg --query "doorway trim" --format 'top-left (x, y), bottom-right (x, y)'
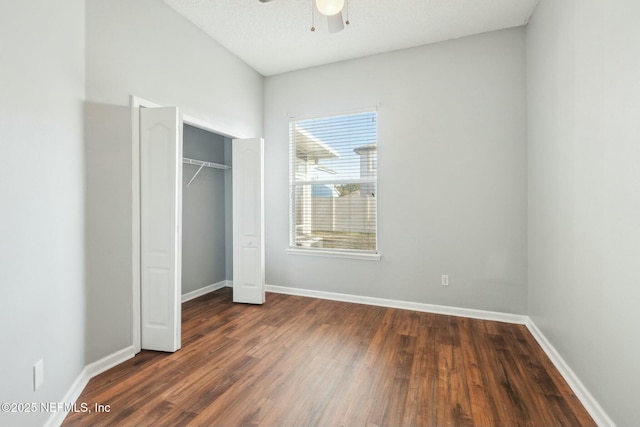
top-left (130, 95), bottom-right (242, 353)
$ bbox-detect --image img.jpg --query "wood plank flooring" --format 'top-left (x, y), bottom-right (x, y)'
top-left (63, 288), bottom-right (595, 427)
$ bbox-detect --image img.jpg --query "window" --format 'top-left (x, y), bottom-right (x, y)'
top-left (289, 110), bottom-right (378, 255)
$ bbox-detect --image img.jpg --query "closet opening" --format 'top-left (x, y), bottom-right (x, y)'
top-left (181, 124), bottom-right (233, 302)
top-left (133, 95), bottom-right (265, 353)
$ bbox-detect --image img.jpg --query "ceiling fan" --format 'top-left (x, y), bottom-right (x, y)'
top-left (259, 0), bottom-right (349, 33)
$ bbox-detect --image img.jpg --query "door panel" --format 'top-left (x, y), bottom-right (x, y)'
top-left (140, 106), bottom-right (182, 352)
top-left (232, 138), bottom-right (265, 304)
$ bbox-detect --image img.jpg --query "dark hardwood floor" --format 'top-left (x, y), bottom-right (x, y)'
top-left (63, 288), bottom-right (595, 427)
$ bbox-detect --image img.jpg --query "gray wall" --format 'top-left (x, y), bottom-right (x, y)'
top-left (527, 0), bottom-right (640, 425)
top-left (264, 28), bottom-right (528, 314)
top-left (0, 1), bottom-right (86, 426)
top-left (85, 0), bottom-right (263, 363)
top-left (182, 125), bottom-right (227, 295)
top-left (84, 102), bottom-right (133, 362)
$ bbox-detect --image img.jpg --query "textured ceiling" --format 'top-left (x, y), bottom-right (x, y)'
top-left (164, 0), bottom-right (539, 76)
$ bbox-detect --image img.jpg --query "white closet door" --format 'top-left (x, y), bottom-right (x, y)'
top-left (140, 106), bottom-right (182, 352)
top-left (232, 138), bottom-right (265, 304)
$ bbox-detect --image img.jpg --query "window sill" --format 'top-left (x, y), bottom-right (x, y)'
top-left (285, 248), bottom-right (382, 261)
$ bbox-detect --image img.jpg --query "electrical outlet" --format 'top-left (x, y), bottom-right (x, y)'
top-left (441, 274), bottom-right (449, 286)
top-left (33, 359), bottom-right (44, 391)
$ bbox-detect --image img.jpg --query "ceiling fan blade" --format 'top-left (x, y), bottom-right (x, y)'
top-left (327, 11), bottom-right (345, 33)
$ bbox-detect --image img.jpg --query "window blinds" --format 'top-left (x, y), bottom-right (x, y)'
top-left (289, 110), bottom-right (377, 253)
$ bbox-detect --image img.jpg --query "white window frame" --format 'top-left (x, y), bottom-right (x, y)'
top-left (287, 109), bottom-right (381, 261)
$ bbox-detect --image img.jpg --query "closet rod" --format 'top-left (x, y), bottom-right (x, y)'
top-left (183, 157), bottom-right (231, 188)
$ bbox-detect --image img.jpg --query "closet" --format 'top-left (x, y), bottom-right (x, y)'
top-left (138, 102), bottom-right (264, 353)
top-left (181, 124), bottom-right (233, 299)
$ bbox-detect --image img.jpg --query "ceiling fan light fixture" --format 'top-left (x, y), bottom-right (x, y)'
top-left (315, 0), bottom-right (344, 16)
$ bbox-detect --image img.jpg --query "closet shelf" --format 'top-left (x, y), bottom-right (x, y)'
top-left (183, 157), bottom-right (231, 170)
top-left (183, 157), bottom-right (231, 188)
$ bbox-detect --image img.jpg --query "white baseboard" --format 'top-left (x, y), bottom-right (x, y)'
top-left (43, 372), bottom-right (90, 427)
top-left (265, 284), bottom-right (528, 324)
top-left (84, 345), bottom-right (136, 378)
top-left (44, 345), bottom-right (136, 427)
top-left (182, 280), bottom-right (230, 303)
top-left (526, 320), bottom-right (615, 427)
